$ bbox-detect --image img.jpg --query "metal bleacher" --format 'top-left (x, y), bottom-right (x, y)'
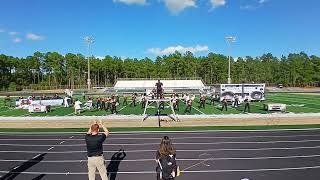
top-left (112, 78), bottom-right (205, 94)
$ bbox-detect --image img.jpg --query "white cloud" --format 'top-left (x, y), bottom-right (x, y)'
top-left (240, 5), bottom-right (256, 10)
top-left (0, 29), bottom-right (5, 33)
top-left (13, 37), bottom-right (22, 43)
top-left (241, 0), bottom-right (268, 10)
top-left (258, 0), bottom-right (267, 4)
top-left (26, 32), bottom-right (45, 41)
top-left (9, 31), bottom-right (18, 36)
top-left (147, 45), bottom-right (209, 56)
top-left (210, 0), bottom-right (226, 8)
top-left (163, 0), bottom-right (196, 14)
top-left (113, 0), bottom-right (147, 5)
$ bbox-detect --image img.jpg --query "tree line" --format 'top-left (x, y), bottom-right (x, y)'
top-left (0, 51), bottom-right (319, 91)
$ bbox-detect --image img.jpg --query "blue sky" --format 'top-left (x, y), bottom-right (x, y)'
top-left (0, 0), bottom-right (319, 59)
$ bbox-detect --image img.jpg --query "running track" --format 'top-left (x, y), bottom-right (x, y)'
top-left (1, 129), bottom-right (320, 180)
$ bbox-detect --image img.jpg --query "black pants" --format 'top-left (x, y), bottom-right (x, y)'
top-left (142, 101), bottom-right (146, 109)
top-left (244, 103), bottom-right (250, 112)
top-left (156, 168), bottom-right (174, 180)
top-left (131, 100), bottom-right (136, 107)
top-left (199, 100), bottom-right (205, 108)
top-left (185, 106), bottom-right (191, 113)
top-left (176, 101), bottom-right (179, 111)
top-left (156, 89), bottom-right (162, 99)
top-left (101, 102), bottom-right (105, 110)
top-left (111, 105), bottom-right (117, 114)
top-left (234, 101), bottom-right (239, 107)
top-left (221, 103), bottom-right (227, 111)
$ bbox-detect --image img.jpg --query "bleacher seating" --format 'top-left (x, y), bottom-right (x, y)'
top-left (114, 79), bottom-right (205, 91)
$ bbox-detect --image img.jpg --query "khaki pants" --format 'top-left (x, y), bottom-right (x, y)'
top-left (88, 156), bottom-right (109, 180)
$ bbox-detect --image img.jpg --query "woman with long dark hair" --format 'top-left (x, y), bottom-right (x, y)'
top-left (156, 136), bottom-right (177, 180)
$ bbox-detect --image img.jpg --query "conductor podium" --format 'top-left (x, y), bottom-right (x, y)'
top-left (142, 98), bottom-right (178, 125)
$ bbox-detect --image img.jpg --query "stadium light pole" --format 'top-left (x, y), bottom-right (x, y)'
top-left (83, 36), bottom-right (95, 92)
top-left (225, 36), bottom-right (236, 84)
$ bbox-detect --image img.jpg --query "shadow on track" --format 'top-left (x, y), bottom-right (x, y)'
top-left (32, 174), bottom-right (46, 180)
top-left (107, 149), bottom-right (126, 180)
top-left (1, 153), bottom-right (47, 180)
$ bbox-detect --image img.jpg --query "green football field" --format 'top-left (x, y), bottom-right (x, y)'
top-left (0, 93), bottom-right (319, 117)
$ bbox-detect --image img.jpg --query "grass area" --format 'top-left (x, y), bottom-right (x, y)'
top-left (1, 92), bottom-right (320, 117)
top-left (1, 124), bottom-right (320, 133)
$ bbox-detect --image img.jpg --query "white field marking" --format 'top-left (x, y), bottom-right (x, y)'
top-left (2, 165), bottom-right (320, 175)
top-left (274, 95), bottom-right (320, 103)
top-left (2, 138), bottom-right (320, 146)
top-left (59, 141), bottom-right (65, 144)
top-left (4, 133), bottom-right (320, 140)
top-left (182, 157), bottom-right (214, 171)
top-left (66, 112), bottom-right (75, 116)
top-left (118, 105), bottom-right (127, 112)
top-left (266, 98), bottom-right (320, 111)
top-left (191, 105), bottom-right (206, 115)
top-left (5, 154), bottom-right (320, 162)
top-left (2, 145), bottom-right (320, 154)
top-left (47, 147), bottom-right (55, 151)
top-left (268, 96), bottom-right (320, 106)
top-left (1, 128), bottom-right (320, 135)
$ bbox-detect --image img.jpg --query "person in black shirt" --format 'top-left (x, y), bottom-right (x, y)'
top-left (111, 98), bottom-right (118, 114)
top-left (199, 94), bottom-right (206, 108)
top-left (131, 93), bottom-right (137, 107)
top-left (156, 136), bottom-right (178, 180)
top-left (101, 98), bottom-right (106, 110)
top-left (85, 120), bottom-right (109, 180)
top-left (123, 95), bottom-right (128, 106)
top-left (243, 97), bottom-right (250, 113)
top-left (221, 97), bottom-right (228, 111)
top-left (184, 99), bottom-right (192, 114)
top-left (96, 97), bottom-right (101, 110)
top-left (155, 80), bottom-right (163, 99)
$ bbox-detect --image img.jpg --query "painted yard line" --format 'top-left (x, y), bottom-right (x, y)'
top-left (66, 112), bottom-right (75, 116)
top-left (20, 113), bottom-right (31, 117)
top-left (191, 105), bottom-right (206, 115)
top-left (2, 145), bottom-right (320, 153)
top-left (268, 96), bottom-right (320, 107)
top-left (2, 139), bottom-right (320, 146)
top-left (270, 96), bottom-right (320, 104)
top-left (269, 94), bottom-right (320, 102)
top-left (1, 165), bottom-right (320, 175)
top-left (118, 105), bottom-right (128, 112)
top-left (2, 154), bottom-right (320, 163)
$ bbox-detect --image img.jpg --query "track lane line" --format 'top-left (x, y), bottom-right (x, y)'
top-left (2, 144), bottom-right (320, 153)
top-left (2, 138), bottom-right (320, 146)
